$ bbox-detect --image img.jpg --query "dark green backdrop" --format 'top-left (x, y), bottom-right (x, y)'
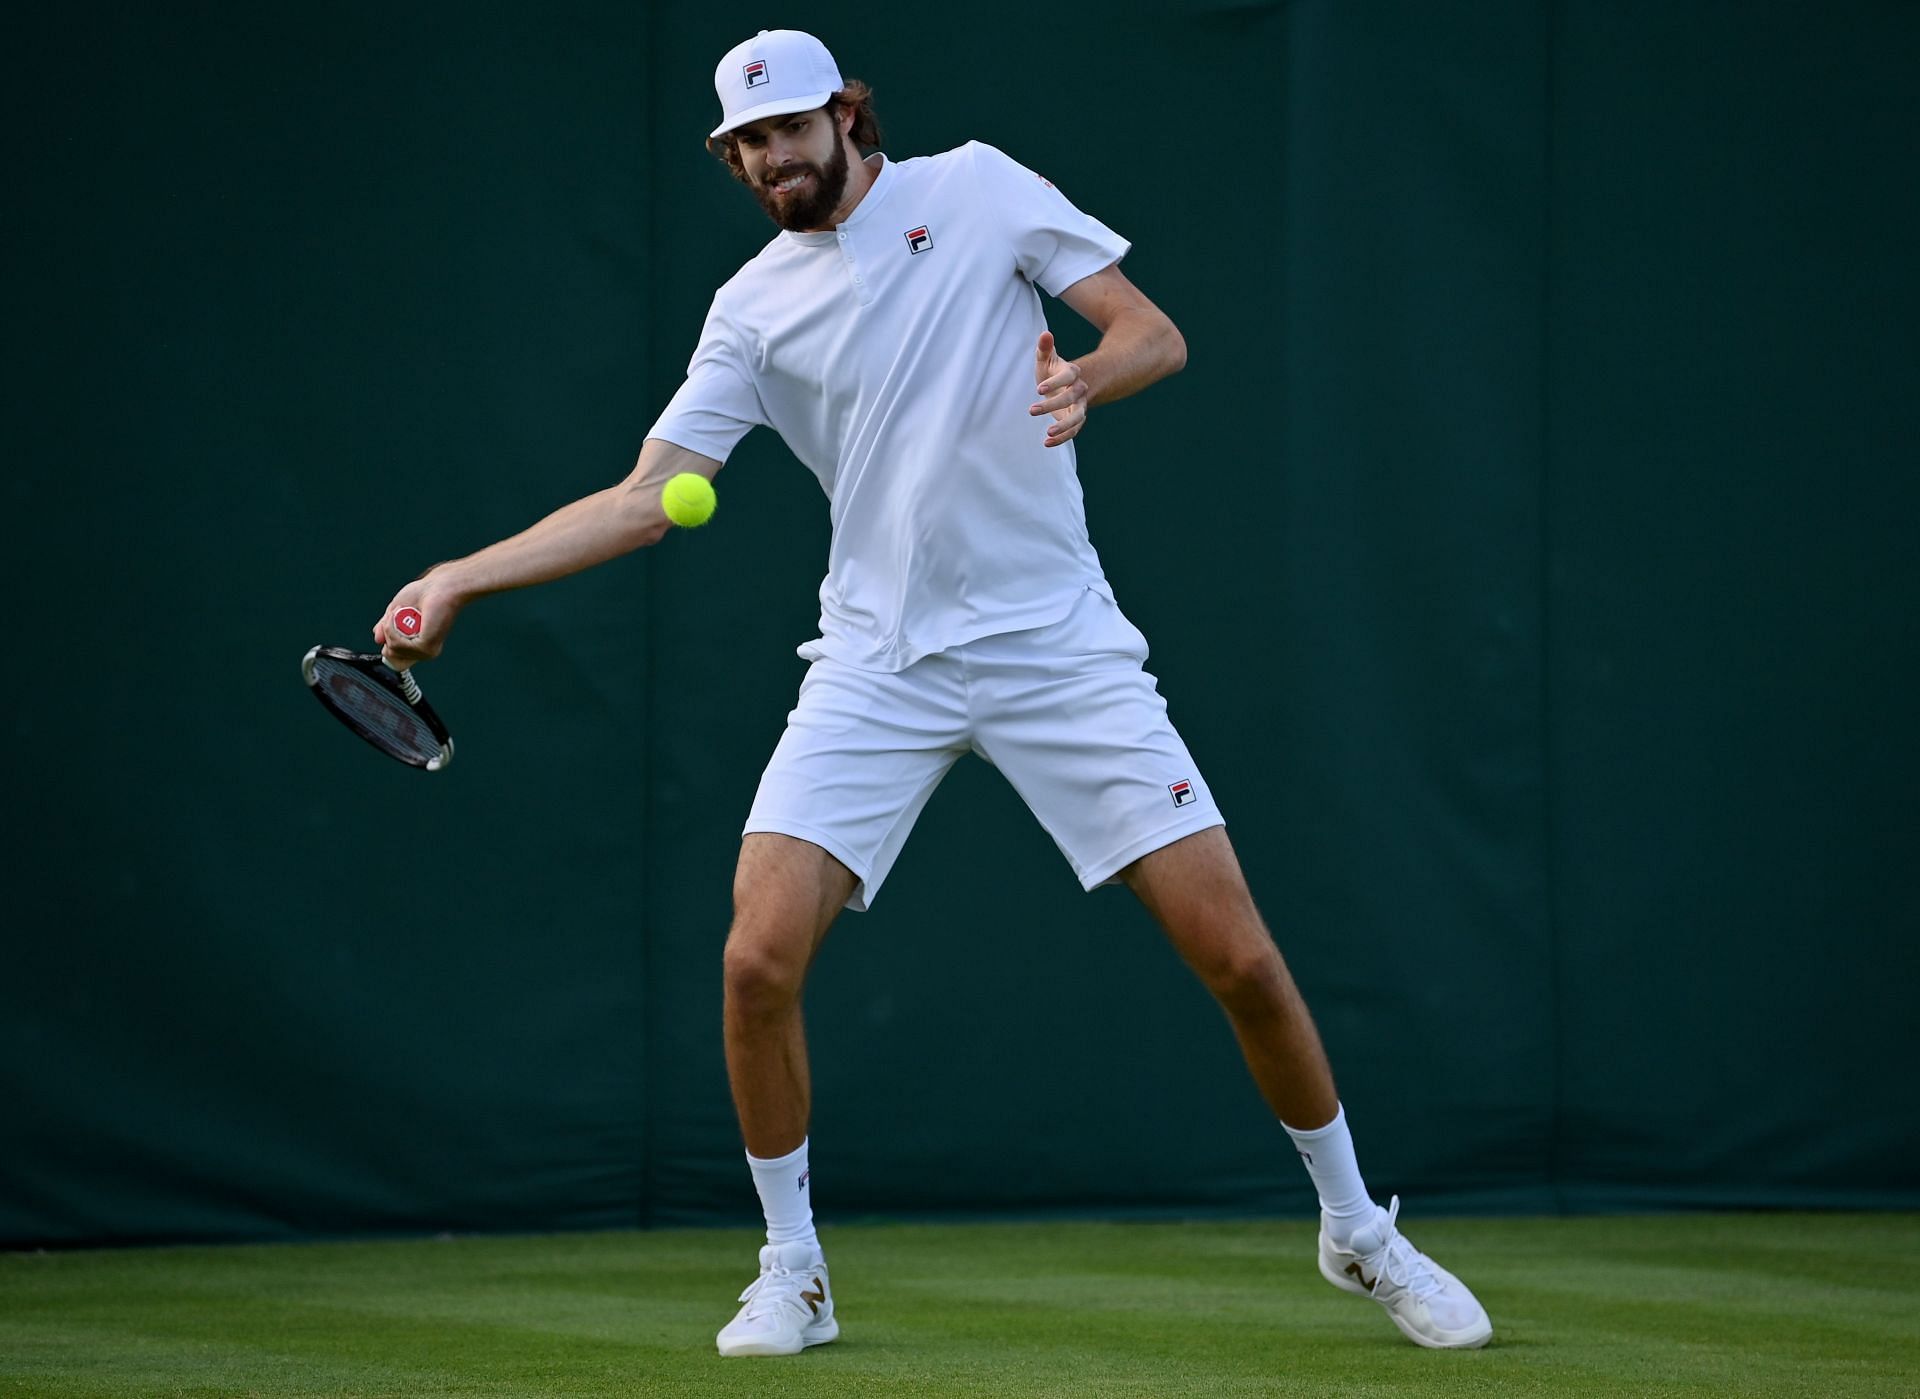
top-left (6, 2), bottom-right (1916, 1246)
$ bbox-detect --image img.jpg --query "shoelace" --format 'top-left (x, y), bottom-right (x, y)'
top-left (1369, 1197), bottom-right (1444, 1301)
top-left (736, 1259), bottom-right (817, 1320)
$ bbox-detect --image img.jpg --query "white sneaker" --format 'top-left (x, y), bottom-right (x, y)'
top-left (715, 1241), bottom-right (839, 1357)
top-left (1318, 1196), bottom-right (1493, 1349)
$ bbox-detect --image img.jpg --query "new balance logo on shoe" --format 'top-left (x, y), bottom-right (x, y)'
top-left (800, 1278), bottom-right (827, 1315)
top-left (1345, 1260), bottom-right (1377, 1292)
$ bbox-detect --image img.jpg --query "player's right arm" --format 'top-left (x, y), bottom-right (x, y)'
top-left (373, 437), bottom-right (719, 668)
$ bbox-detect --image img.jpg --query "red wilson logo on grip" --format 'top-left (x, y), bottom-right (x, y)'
top-left (393, 607), bottom-right (423, 638)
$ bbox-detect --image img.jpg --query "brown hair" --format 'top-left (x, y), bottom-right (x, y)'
top-left (707, 79), bottom-right (881, 185)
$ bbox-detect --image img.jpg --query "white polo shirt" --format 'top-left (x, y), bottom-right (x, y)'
top-left (647, 141), bottom-right (1131, 672)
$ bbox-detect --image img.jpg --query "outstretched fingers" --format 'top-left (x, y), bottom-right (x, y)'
top-left (1030, 328), bottom-right (1089, 445)
top-left (1043, 395), bottom-right (1087, 445)
top-left (1031, 363), bottom-right (1085, 413)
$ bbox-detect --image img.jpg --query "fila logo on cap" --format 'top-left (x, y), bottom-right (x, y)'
top-left (743, 59), bottom-right (769, 88)
top-left (904, 225), bottom-right (933, 255)
top-left (1169, 779), bottom-right (1196, 808)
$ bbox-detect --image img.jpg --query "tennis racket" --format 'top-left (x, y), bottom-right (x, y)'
top-left (301, 607), bottom-right (454, 771)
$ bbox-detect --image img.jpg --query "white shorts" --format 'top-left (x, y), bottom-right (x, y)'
top-left (743, 588), bottom-right (1224, 910)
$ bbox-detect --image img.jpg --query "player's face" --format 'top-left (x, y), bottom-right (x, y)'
top-left (734, 107), bottom-right (851, 232)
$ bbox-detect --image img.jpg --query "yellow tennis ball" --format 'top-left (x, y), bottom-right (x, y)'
top-left (662, 472), bottom-right (716, 528)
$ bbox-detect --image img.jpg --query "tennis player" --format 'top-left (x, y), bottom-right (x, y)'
top-left (376, 28), bottom-right (1492, 1357)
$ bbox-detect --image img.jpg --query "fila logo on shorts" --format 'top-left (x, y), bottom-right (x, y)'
top-left (743, 59), bottom-right (769, 88)
top-left (904, 225), bottom-right (933, 254)
top-left (1169, 779), bottom-right (1196, 808)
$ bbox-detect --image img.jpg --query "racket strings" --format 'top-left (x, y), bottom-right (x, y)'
top-left (308, 655), bottom-right (445, 767)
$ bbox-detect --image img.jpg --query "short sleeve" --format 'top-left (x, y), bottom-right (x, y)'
top-left (965, 141), bottom-right (1131, 298)
top-left (645, 298), bottom-right (767, 462)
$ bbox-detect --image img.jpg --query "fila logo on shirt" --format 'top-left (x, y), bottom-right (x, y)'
top-left (743, 59), bottom-right (769, 88)
top-left (1169, 779), bottom-right (1196, 808)
top-left (903, 225), bottom-right (933, 255)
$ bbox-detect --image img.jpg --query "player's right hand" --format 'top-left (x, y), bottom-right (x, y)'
top-left (373, 579), bottom-right (461, 671)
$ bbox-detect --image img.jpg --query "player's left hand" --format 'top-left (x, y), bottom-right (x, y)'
top-left (1031, 331), bottom-right (1090, 448)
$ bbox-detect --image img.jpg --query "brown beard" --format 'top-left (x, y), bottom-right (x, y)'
top-left (751, 134), bottom-right (852, 231)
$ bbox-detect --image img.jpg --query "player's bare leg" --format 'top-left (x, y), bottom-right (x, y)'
top-left (723, 832), bottom-right (854, 1155)
top-left (1122, 826), bottom-right (1491, 1347)
top-left (1121, 826), bottom-right (1338, 1129)
top-left (715, 832), bottom-right (854, 1357)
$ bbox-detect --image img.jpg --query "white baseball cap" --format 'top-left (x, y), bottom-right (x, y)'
top-left (709, 29), bottom-right (844, 140)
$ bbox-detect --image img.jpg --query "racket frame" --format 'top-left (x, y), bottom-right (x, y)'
top-left (301, 645), bottom-right (455, 771)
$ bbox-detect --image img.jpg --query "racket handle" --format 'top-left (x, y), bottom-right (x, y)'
top-left (385, 606), bottom-right (424, 673)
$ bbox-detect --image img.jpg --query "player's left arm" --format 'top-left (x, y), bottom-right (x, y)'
top-left (1030, 262), bottom-right (1187, 448)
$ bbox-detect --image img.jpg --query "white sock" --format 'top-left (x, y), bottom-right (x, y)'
top-left (746, 1138), bottom-right (818, 1251)
top-left (1283, 1104), bottom-right (1378, 1248)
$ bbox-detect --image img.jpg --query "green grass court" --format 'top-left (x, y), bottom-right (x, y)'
top-left (5, 1213), bottom-right (1915, 1397)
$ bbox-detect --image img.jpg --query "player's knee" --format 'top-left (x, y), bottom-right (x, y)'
top-left (1194, 935), bottom-right (1288, 1014)
top-left (722, 932), bottom-right (806, 1017)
